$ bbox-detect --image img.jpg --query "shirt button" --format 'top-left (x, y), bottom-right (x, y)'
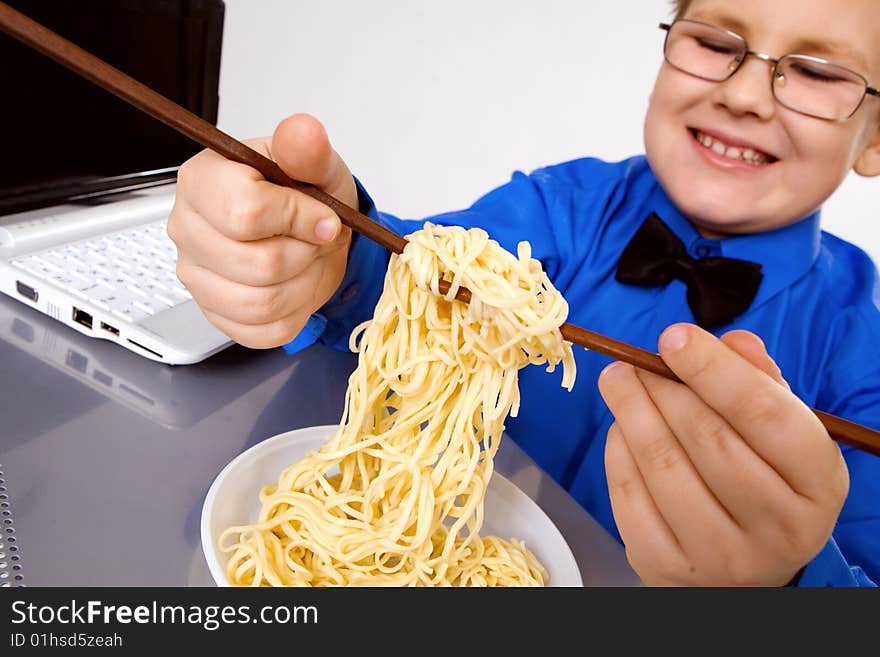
top-left (695, 245), bottom-right (711, 257)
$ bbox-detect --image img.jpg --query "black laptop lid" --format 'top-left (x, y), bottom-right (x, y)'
top-left (0, 0), bottom-right (224, 215)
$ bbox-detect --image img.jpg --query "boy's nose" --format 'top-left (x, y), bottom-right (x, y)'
top-left (713, 55), bottom-right (777, 120)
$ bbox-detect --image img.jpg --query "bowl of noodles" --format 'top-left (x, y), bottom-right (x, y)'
top-left (201, 424), bottom-right (583, 587)
top-left (202, 224), bottom-right (585, 586)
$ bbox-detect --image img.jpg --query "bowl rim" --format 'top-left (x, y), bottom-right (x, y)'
top-left (200, 424), bottom-right (583, 587)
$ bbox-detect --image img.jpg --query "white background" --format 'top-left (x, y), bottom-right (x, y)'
top-left (216, 0), bottom-right (879, 263)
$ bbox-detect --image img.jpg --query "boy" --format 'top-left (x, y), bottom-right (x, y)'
top-left (167, 0), bottom-right (880, 586)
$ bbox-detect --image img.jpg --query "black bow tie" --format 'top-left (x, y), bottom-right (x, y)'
top-left (615, 213), bottom-right (763, 330)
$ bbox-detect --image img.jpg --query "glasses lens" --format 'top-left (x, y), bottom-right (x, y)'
top-left (665, 21), bottom-right (746, 81)
top-left (775, 56), bottom-right (867, 119)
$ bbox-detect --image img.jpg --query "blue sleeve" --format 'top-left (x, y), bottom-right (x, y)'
top-left (796, 537), bottom-right (876, 587)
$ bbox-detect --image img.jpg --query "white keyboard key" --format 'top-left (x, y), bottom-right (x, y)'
top-left (154, 292), bottom-right (183, 307)
top-left (31, 257), bottom-right (64, 276)
top-left (60, 244), bottom-right (83, 258)
top-left (11, 256), bottom-right (41, 273)
top-left (47, 273), bottom-right (78, 288)
top-left (80, 249), bottom-right (110, 265)
top-left (144, 277), bottom-right (169, 291)
top-left (41, 253), bottom-right (70, 270)
top-left (92, 263), bottom-right (114, 277)
top-left (111, 305), bottom-right (150, 323)
top-left (70, 282), bottom-right (104, 301)
top-left (133, 298), bottom-right (169, 316)
top-left (96, 288), bottom-right (140, 312)
top-left (117, 271), bottom-right (141, 285)
top-left (141, 281), bottom-right (168, 297)
top-left (97, 274), bottom-right (129, 290)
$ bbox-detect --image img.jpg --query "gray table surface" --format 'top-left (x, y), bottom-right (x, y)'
top-left (0, 294), bottom-right (640, 587)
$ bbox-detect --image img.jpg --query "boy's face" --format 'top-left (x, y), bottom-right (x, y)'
top-left (643, 0), bottom-right (880, 236)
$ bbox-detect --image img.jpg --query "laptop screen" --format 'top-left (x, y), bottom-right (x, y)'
top-left (0, 0), bottom-right (224, 215)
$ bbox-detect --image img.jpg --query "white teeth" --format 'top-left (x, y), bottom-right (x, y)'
top-left (695, 131), bottom-right (770, 164)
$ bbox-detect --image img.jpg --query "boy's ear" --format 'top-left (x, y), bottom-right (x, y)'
top-left (853, 118), bottom-right (880, 177)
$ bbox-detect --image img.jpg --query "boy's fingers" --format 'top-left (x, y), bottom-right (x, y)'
top-left (177, 133), bottom-right (348, 246)
top-left (719, 330), bottom-right (788, 388)
top-left (168, 202), bottom-right (321, 286)
top-left (657, 324), bottom-right (839, 498)
top-left (598, 362), bottom-right (738, 562)
top-left (176, 257), bottom-right (325, 327)
top-left (635, 368), bottom-right (804, 537)
top-left (221, 175), bottom-right (346, 246)
top-left (604, 423), bottom-right (689, 583)
top-left (202, 306), bottom-right (309, 350)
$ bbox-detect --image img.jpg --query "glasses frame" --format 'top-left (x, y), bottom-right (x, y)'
top-left (659, 19), bottom-right (880, 121)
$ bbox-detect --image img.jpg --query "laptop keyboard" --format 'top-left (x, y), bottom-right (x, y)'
top-left (10, 219), bottom-right (192, 323)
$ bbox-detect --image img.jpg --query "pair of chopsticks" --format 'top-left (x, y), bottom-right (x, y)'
top-left (2, 1), bottom-right (878, 457)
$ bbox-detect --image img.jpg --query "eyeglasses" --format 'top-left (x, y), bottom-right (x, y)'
top-left (659, 19), bottom-right (880, 121)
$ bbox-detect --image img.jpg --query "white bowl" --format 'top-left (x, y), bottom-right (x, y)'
top-left (201, 424), bottom-right (582, 587)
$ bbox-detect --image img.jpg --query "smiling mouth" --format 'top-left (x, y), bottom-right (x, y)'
top-left (690, 129), bottom-right (778, 165)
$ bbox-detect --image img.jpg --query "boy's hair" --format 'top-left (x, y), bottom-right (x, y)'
top-left (673, 1), bottom-right (691, 18)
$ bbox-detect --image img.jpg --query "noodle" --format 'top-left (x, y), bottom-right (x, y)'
top-left (219, 223), bottom-right (576, 586)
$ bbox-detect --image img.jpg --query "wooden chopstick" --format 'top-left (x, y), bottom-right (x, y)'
top-left (2, 2), bottom-right (878, 458)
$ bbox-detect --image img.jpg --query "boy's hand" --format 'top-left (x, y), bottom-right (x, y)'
top-left (167, 114), bottom-right (357, 348)
top-left (598, 324), bottom-right (849, 586)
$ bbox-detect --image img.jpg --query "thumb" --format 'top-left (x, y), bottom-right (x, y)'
top-left (720, 330), bottom-right (789, 389)
top-left (270, 113), bottom-right (358, 209)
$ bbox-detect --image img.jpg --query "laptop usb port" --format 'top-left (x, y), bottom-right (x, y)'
top-left (100, 322), bottom-right (119, 336)
top-left (16, 280), bottom-right (38, 302)
top-left (72, 307), bottom-right (93, 330)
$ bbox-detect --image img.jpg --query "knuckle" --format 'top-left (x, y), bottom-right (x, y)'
top-left (176, 158), bottom-right (194, 184)
top-left (718, 541), bottom-right (758, 586)
top-left (638, 434), bottom-right (682, 472)
top-left (686, 350), bottom-right (719, 384)
top-left (174, 263), bottom-right (192, 290)
top-left (724, 557), bottom-right (759, 586)
top-left (227, 195), bottom-right (267, 240)
top-left (252, 244), bottom-right (287, 282)
top-left (778, 521), bottom-right (822, 569)
top-left (688, 406), bottom-right (736, 454)
top-left (243, 286), bottom-right (286, 323)
top-left (774, 502), bottom-right (827, 566)
top-left (733, 389), bottom-right (781, 431)
top-left (281, 192), bottom-right (300, 233)
top-left (165, 210), bottom-right (184, 246)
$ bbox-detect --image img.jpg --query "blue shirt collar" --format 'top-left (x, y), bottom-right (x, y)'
top-left (645, 176), bottom-right (822, 311)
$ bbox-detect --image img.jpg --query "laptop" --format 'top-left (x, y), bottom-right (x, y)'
top-left (0, 0), bottom-right (232, 365)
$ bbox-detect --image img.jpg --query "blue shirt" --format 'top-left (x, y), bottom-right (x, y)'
top-left (294, 155), bottom-right (879, 587)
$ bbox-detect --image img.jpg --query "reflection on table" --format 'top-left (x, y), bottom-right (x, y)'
top-left (0, 294), bottom-right (640, 586)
